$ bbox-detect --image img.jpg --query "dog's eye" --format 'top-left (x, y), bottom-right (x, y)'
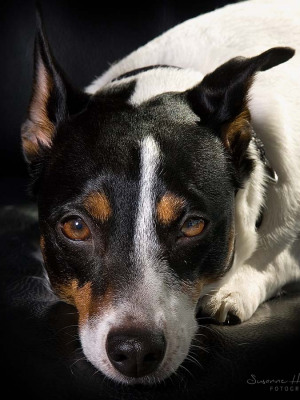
top-left (61, 217), bottom-right (91, 241)
top-left (181, 218), bottom-right (206, 237)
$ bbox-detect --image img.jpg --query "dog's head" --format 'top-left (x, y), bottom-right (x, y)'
top-left (21, 16), bottom-right (294, 384)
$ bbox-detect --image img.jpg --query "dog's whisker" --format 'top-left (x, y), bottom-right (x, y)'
top-left (66, 337), bottom-right (81, 346)
top-left (186, 355), bottom-right (204, 369)
top-left (69, 356), bottom-right (87, 375)
top-left (177, 364), bottom-right (195, 380)
top-left (54, 324), bottom-right (80, 335)
top-left (197, 324), bottom-right (219, 334)
top-left (190, 344), bottom-right (209, 354)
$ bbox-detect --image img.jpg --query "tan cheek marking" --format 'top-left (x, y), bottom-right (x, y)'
top-left (53, 279), bottom-right (78, 307)
top-left (84, 192), bottom-right (112, 222)
top-left (157, 192), bottom-right (185, 225)
top-left (73, 281), bottom-right (93, 324)
top-left (55, 280), bottom-right (114, 326)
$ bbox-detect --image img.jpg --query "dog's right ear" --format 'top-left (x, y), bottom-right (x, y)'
top-left (21, 8), bottom-right (90, 164)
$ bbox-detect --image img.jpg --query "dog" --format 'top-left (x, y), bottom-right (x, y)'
top-left (21, 0), bottom-right (300, 385)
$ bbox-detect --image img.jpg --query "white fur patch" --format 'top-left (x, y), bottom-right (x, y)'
top-left (134, 136), bottom-right (160, 265)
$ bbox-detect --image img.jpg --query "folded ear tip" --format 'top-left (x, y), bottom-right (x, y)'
top-left (277, 46), bottom-right (295, 60)
top-left (288, 46), bottom-right (295, 58)
top-left (260, 46), bottom-right (295, 71)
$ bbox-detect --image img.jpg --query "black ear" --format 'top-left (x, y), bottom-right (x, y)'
top-left (21, 7), bottom-right (90, 164)
top-left (186, 47), bottom-right (295, 162)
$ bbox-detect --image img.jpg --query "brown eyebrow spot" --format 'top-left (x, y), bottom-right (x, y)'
top-left (157, 192), bottom-right (185, 225)
top-left (84, 192), bottom-right (112, 222)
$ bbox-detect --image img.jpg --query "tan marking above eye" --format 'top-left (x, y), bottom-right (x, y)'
top-left (181, 218), bottom-right (205, 237)
top-left (157, 192), bottom-right (185, 225)
top-left (61, 217), bottom-right (91, 241)
top-left (84, 192), bottom-right (112, 222)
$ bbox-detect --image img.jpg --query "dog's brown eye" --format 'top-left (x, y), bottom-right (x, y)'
top-left (61, 217), bottom-right (91, 241)
top-left (181, 218), bottom-right (205, 237)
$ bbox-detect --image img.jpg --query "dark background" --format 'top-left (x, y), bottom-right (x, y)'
top-left (0, 0), bottom-right (239, 203)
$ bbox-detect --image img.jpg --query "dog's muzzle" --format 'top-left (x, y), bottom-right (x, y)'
top-left (106, 327), bottom-right (166, 378)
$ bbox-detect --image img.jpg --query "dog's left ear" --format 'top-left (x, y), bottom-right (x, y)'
top-left (186, 47), bottom-right (295, 163)
top-left (21, 9), bottom-right (90, 164)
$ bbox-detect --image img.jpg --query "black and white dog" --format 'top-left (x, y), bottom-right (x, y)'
top-left (21, 0), bottom-right (300, 385)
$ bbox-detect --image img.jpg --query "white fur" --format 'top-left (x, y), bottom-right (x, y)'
top-left (81, 0), bottom-right (300, 380)
top-left (134, 136), bottom-right (160, 264)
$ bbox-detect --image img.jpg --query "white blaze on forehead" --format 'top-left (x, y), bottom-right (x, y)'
top-left (135, 136), bottom-right (160, 266)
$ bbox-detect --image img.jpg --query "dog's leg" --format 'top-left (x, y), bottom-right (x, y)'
top-left (200, 240), bottom-right (300, 324)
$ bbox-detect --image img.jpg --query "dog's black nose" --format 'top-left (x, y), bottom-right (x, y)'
top-left (106, 328), bottom-right (166, 378)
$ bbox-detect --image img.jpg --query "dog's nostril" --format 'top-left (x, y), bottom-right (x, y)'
top-left (106, 328), bottom-right (166, 378)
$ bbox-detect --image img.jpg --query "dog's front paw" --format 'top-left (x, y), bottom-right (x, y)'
top-left (200, 287), bottom-right (260, 325)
